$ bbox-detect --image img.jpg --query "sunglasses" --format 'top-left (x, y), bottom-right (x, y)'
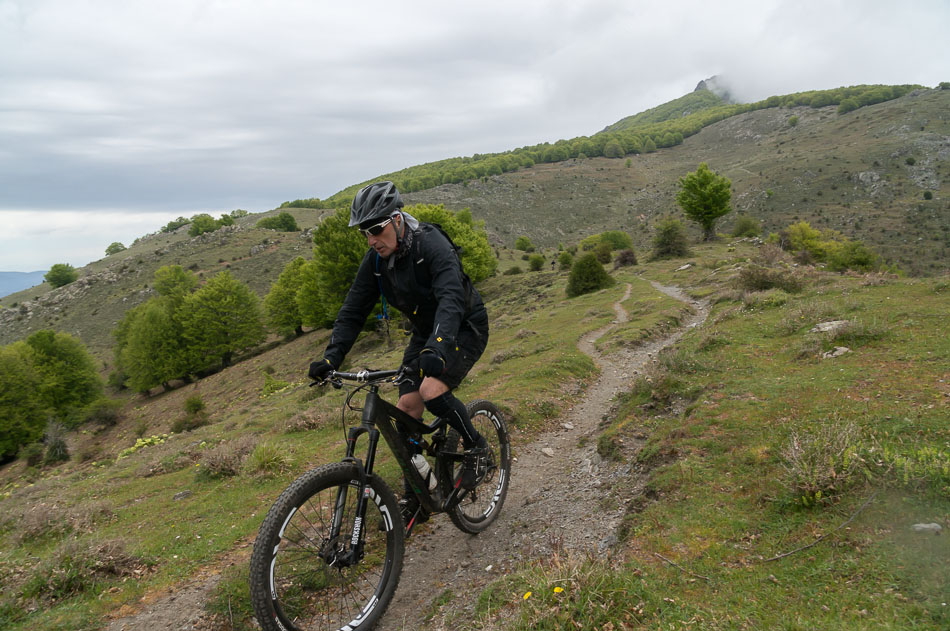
top-left (359, 217), bottom-right (393, 237)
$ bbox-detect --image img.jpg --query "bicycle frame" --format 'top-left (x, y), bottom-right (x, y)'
top-left (348, 385), bottom-right (449, 514)
top-left (327, 373), bottom-right (464, 559)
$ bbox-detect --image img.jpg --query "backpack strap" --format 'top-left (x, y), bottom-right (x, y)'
top-left (374, 252), bottom-right (389, 321)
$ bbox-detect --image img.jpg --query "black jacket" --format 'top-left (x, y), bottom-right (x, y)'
top-left (324, 223), bottom-right (487, 368)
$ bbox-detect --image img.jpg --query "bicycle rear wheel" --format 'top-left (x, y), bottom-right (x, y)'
top-left (438, 399), bottom-right (511, 534)
top-left (249, 462), bottom-right (404, 631)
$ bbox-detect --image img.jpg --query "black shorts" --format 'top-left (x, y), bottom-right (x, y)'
top-left (398, 320), bottom-right (488, 397)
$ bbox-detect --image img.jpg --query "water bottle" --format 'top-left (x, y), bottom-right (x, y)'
top-left (411, 454), bottom-right (437, 491)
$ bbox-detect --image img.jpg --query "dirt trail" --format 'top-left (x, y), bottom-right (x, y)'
top-left (377, 281), bottom-right (708, 630)
top-left (104, 280), bottom-right (708, 631)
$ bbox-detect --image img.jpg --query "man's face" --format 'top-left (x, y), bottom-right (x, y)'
top-left (364, 214), bottom-right (400, 258)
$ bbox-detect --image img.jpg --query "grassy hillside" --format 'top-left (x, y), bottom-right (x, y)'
top-left (0, 208), bottom-right (332, 358)
top-left (1, 241), bottom-right (947, 630)
top-left (408, 88), bottom-right (950, 276)
top-left (474, 250), bottom-right (950, 630)
top-left (2, 86), bottom-right (947, 366)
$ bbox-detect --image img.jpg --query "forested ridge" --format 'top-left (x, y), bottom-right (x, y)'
top-left (281, 83), bottom-right (923, 209)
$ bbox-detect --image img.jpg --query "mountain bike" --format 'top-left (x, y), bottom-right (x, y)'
top-left (249, 368), bottom-right (511, 631)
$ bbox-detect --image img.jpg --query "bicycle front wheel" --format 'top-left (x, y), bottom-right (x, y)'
top-left (249, 462), bottom-right (404, 631)
top-left (439, 399), bottom-right (512, 534)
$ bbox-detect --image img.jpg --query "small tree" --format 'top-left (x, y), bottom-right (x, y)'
top-left (528, 254), bottom-right (545, 271)
top-left (257, 211), bottom-right (300, 232)
top-left (0, 345), bottom-right (48, 458)
top-left (676, 162), bottom-right (732, 241)
top-left (296, 208), bottom-right (367, 329)
top-left (22, 330), bottom-right (103, 426)
top-left (731, 215), bottom-right (762, 238)
top-left (603, 139), bottom-right (624, 159)
top-left (265, 257), bottom-right (307, 336)
top-left (105, 242), bottom-right (127, 256)
top-left (652, 218), bottom-right (690, 259)
top-left (566, 253), bottom-right (615, 298)
top-left (180, 271), bottom-right (266, 369)
top-left (45, 263), bottom-right (78, 288)
top-left (594, 241), bottom-right (612, 264)
top-left (153, 265), bottom-right (198, 298)
top-left (188, 213), bottom-right (219, 236)
top-left (514, 235), bottom-right (534, 252)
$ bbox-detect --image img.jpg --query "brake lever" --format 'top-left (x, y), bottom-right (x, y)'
top-left (309, 378), bottom-right (343, 389)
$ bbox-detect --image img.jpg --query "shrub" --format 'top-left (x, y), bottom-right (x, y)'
top-left (261, 373), bottom-right (291, 398)
top-left (83, 398), bottom-right (123, 426)
top-left (43, 421), bottom-right (70, 465)
top-left (788, 115), bottom-right (799, 127)
top-left (580, 231), bottom-right (633, 251)
top-left (160, 217), bottom-right (190, 233)
top-left (171, 412), bottom-right (208, 434)
top-left (188, 213), bottom-right (219, 236)
top-left (780, 419), bottom-right (862, 507)
top-left (514, 235), bottom-right (534, 251)
top-left (197, 437), bottom-right (256, 479)
top-left (557, 251), bottom-right (573, 270)
top-left (184, 394), bottom-right (206, 415)
top-left (593, 241), bottom-right (612, 264)
top-left (612, 249), bottom-right (638, 269)
top-left (528, 254), bottom-right (545, 271)
top-left (566, 253), bottom-right (615, 298)
top-left (731, 215), bottom-right (761, 238)
top-left (736, 264), bottom-right (804, 293)
top-left (503, 266), bottom-right (523, 275)
top-left (248, 441), bottom-right (290, 475)
top-left (923, 191), bottom-right (933, 200)
top-left (905, 156), bottom-right (916, 166)
top-left (825, 240), bottom-right (880, 272)
top-left (21, 539), bottom-right (140, 602)
top-left (44, 263), bottom-right (78, 288)
top-left (18, 442), bottom-right (44, 467)
top-left (651, 218), bottom-right (690, 259)
top-left (256, 211), bottom-right (299, 232)
top-left (282, 410), bottom-right (325, 433)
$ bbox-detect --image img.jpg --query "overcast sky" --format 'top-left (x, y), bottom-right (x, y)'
top-left (1, 0), bottom-right (948, 272)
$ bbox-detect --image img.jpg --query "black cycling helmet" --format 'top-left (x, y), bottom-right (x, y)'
top-left (349, 181), bottom-right (404, 228)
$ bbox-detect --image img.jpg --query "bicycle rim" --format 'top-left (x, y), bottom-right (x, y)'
top-left (250, 463), bottom-right (404, 631)
top-left (441, 400), bottom-right (511, 533)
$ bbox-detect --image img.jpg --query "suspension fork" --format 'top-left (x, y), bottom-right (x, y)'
top-left (329, 388), bottom-right (383, 566)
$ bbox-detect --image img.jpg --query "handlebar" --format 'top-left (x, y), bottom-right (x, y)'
top-left (332, 369), bottom-right (400, 383)
top-left (310, 368), bottom-right (402, 388)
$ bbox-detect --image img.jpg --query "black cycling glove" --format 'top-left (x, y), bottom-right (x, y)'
top-left (418, 349), bottom-right (445, 378)
top-left (308, 358), bottom-right (335, 381)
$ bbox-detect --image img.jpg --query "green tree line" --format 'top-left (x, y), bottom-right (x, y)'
top-left (113, 266), bottom-right (265, 393)
top-left (265, 204), bottom-right (496, 334)
top-left (294, 84), bottom-right (920, 208)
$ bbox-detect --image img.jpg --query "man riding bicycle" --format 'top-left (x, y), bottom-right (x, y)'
top-left (309, 181), bottom-right (491, 520)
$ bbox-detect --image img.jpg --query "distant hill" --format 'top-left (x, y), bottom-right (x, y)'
top-left (0, 271), bottom-right (46, 298)
top-left (1, 83), bottom-right (947, 362)
top-left (407, 86), bottom-right (949, 276)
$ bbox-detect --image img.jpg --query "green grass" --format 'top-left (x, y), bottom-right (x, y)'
top-left (2, 238), bottom-right (947, 629)
top-left (0, 258), bottom-right (661, 629)
top-left (474, 254), bottom-right (950, 630)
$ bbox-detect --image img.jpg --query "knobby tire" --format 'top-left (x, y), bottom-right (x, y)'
top-left (249, 462), bottom-right (404, 631)
top-left (439, 400), bottom-right (512, 534)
